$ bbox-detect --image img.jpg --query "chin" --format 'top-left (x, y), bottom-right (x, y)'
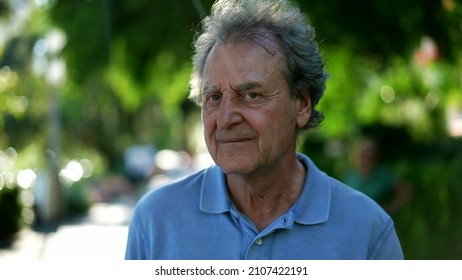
top-left (220, 168), bottom-right (251, 176)
top-left (215, 160), bottom-right (256, 175)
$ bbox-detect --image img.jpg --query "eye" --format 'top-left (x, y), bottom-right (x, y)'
top-left (241, 92), bottom-right (265, 107)
top-left (243, 92), bottom-right (260, 100)
top-left (210, 94), bottom-right (221, 101)
top-left (203, 93), bottom-right (221, 102)
top-left (246, 92), bottom-right (258, 99)
top-left (203, 93), bottom-right (222, 109)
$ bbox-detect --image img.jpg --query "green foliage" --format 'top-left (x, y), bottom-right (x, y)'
top-left (391, 139), bottom-right (462, 259)
top-left (317, 44), bottom-right (460, 142)
top-left (0, 1), bottom-right (11, 19)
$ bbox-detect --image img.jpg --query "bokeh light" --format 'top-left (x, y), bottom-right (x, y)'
top-left (16, 169), bottom-right (36, 189)
top-left (59, 160), bottom-right (84, 184)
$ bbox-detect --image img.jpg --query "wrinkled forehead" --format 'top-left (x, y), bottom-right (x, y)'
top-left (203, 38), bottom-right (285, 85)
top-left (203, 32), bottom-right (286, 79)
top-left (225, 30), bottom-right (282, 58)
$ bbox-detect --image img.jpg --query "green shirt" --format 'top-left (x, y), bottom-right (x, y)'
top-left (344, 165), bottom-right (396, 205)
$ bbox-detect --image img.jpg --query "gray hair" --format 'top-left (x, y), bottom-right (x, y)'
top-left (189, 0), bottom-right (328, 130)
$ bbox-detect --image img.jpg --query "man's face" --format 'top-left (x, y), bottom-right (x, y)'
top-left (201, 40), bottom-right (310, 176)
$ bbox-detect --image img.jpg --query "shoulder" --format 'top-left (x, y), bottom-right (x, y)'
top-left (296, 153), bottom-right (390, 223)
top-left (331, 176), bottom-right (383, 212)
top-left (300, 152), bottom-right (390, 222)
top-left (326, 174), bottom-right (402, 258)
top-left (297, 153), bottom-right (402, 258)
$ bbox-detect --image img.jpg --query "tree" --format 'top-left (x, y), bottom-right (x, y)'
top-left (43, 0), bottom-right (216, 170)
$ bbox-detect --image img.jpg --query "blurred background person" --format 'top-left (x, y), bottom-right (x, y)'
top-left (344, 136), bottom-right (412, 215)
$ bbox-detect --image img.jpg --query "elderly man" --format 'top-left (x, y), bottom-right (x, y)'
top-left (125, 0), bottom-right (403, 260)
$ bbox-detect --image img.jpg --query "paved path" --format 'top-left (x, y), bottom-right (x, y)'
top-left (0, 200), bottom-right (135, 260)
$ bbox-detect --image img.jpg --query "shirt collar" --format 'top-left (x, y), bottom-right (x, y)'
top-left (199, 153), bottom-right (331, 225)
top-left (200, 165), bottom-right (232, 213)
top-left (294, 153), bottom-right (331, 225)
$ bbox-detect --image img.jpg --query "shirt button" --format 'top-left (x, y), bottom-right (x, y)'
top-left (255, 238), bottom-right (263, 245)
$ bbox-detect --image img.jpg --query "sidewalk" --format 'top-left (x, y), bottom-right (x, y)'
top-left (0, 199), bottom-right (135, 260)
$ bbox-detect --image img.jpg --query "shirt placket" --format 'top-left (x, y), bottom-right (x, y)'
top-left (230, 206), bottom-right (295, 260)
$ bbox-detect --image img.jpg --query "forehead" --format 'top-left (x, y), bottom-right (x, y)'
top-left (209, 38), bottom-right (282, 64)
top-left (203, 40), bottom-right (285, 87)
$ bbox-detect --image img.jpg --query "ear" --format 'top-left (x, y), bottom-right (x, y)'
top-left (296, 91), bottom-right (311, 129)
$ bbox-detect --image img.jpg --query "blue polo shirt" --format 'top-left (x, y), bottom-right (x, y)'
top-left (125, 153), bottom-right (403, 260)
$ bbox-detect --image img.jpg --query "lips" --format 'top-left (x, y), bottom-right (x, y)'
top-left (214, 129), bottom-right (256, 144)
top-left (215, 132), bottom-right (255, 144)
top-left (217, 137), bottom-right (252, 144)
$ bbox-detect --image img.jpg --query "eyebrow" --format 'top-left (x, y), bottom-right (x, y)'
top-left (202, 85), bottom-right (219, 94)
top-left (232, 81), bottom-right (262, 92)
top-left (202, 81), bottom-right (263, 94)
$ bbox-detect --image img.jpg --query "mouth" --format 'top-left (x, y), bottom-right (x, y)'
top-left (218, 137), bottom-right (252, 144)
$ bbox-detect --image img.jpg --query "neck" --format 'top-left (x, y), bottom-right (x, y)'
top-left (227, 158), bottom-right (306, 231)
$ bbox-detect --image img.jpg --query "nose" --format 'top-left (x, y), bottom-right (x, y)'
top-left (217, 94), bottom-right (244, 130)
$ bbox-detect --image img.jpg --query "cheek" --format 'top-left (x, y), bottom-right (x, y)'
top-left (202, 113), bottom-right (218, 147)
top-left (281, 106), bottom-right (298, 128)
top-left (273, 108), bottom-right (298, 141)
